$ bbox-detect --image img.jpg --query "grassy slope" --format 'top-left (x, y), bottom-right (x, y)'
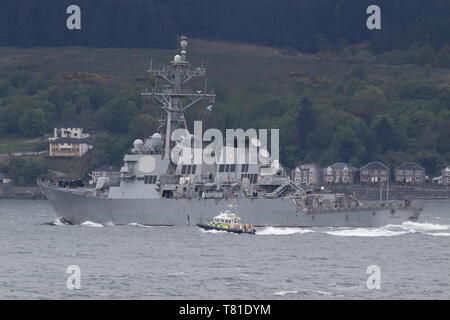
top-left (0, 137), bottom-right (47, 154)
top-left (1, 39), bottom-right (449, 105)
top-left (0, 39), bottom-right (449, 173)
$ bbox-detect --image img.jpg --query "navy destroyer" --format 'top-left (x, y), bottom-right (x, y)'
top-left (39, 37), bottom-right (422, 227)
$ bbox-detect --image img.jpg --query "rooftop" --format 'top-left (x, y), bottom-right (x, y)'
top-left (360, 162), bottom-right (389, 171)
top-left (395, 162), bottom-right (424, 171)
top-left (330, 162), bottom-right (356, 170)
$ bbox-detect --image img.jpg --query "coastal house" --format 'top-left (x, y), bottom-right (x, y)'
top-left (360, 162), bottom-right (389, 183)
top-left (49, 122), bottom-right (92, 157)
top-left (90, 165), bottom-right (120, 185)
top-left (442, 166), bottom-right (450, 185)
top-left (432, 176), bottom-right (442, 185)
top-left (394, 162), bottom-right (425, 184)
top-left (323, 163), bottom-right (357, 184)
top-left (292, 164), bottom-right (322, 185)
top-left (0, 173), bottom-right (11, 184)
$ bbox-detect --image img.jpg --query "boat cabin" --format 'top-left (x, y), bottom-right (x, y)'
top-left (212, 210), bottom-right (241, 224)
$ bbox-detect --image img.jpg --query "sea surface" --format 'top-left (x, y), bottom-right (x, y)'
top-left (0, 199), bottom-right (449, 300)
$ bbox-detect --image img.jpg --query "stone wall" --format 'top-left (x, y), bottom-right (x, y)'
top-left (0, 185), bottom-right (45, 199)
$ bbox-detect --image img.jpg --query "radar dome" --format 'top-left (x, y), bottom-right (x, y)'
top-left (150, 133), bottom-right (163, 151)
top-left (152, 133), bottom-right (162, 139)
top-left (133, 139), bottom-right (144, 150)
top-left (174, 55), bottom-right (182, 63)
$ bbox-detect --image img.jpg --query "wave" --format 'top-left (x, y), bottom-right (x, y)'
top-left (199, 228), bottom-right (230, 234)
top-left (325, 228), bottom-right (409, 237)
top-left (429, 232), bottom-right (450, 237)
top-left (81, 221), bottom-right (104, 228)
top-left (273, 290), bottom-right (298, 296)
top-left (395, 221), bottom-right (449, 232)
top-left (257, 227), bottom-right (313, 236)
top-left (127, 222), bottom-right (152, 228)
top-left (46, 217), bottom-right (68, 226)
top-left (317, 291), bottom-right (333, 296)
top-left (324, 221), bottom-right (450, 237)
top-left (167, 272), bottom-right (186, 276)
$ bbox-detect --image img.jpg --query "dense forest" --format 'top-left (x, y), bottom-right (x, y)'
top-left (0, 0), bottom-right (449, 184)
top-left (0, 0), bottom-right (449, 53)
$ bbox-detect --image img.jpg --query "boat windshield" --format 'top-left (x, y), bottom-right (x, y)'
top-left (213, 212), bottom-right (240, 224)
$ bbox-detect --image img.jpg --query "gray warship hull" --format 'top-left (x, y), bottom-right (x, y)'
top-left (41, 184), bottom-right (421, 227)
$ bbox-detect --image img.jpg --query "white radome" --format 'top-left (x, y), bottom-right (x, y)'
top-left (133, 139), bottom-right (144, 150)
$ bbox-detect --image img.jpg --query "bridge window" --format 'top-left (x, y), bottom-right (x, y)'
top-left (144, 175), bottom-right (158, 184)
top-left (181, 165), bottom-right (197, 174)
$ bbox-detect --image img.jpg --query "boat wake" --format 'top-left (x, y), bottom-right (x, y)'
top-left (257, 227), bottom-right (313, 236)
top-left (325, 221), bottom-right (450, 237)
top-left (324, 227), bottom-right (408, 237)
top-left (81, 221), bottom-right (104, 228)
top-left (44, 217), bottom-right (70, 226)
top-left (199, 228), bottom-right (230, 234)
top-left (254, 222), bottom-right (450, 237)
top-left (127, 223), bottom-right (152, 228)
top-left (397, 221), bottom-right (449, 232)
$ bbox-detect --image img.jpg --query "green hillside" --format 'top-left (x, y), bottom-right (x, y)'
top-left (0, 39), bottom-right (449, 183)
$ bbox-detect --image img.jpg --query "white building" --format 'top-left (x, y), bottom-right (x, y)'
top-left (49, 122), bottom-right (92, 157)
top-left (323, 163), bottom-right (357, 184)
top-left (0, 173), bottom-right (11, 184)
top-left (292, 164), bottom-right (322, 185)
top-left (442, 166), bottom-right (450, 185)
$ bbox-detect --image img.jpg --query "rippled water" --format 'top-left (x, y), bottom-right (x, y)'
top-left (0, 200), bottom-right (449, 299)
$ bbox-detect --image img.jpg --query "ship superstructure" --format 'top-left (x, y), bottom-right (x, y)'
top-left (39, 37), bottom-right (422, 227)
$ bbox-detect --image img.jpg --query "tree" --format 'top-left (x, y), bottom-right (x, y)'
top-left (129, 114), bottom-right (158, 139)
top-left (296, 97), bottom-right (315, 148)
top-left (400, 80), bottom-right (438, 100)
top-left (352, 86), bottom-right (386, 124)
top-left (98, 98), bottom-right (137, 133)
top-left (370, 114), bottom-right (397, 152)
top-left (19, 108), bottom-right (47, 137)
top-left (6, 157), bottom-right (48, 186)
top-left (0, 80), bottom-right (11, 97)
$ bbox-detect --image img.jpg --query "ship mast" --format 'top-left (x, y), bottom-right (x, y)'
top-left (142, 36), bottom-right (216, 160)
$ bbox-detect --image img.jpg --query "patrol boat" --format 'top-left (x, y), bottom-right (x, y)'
top-left (38, 36), bottom-right (423, 227)
top-left (197, 210), bottom-right (256, 234)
